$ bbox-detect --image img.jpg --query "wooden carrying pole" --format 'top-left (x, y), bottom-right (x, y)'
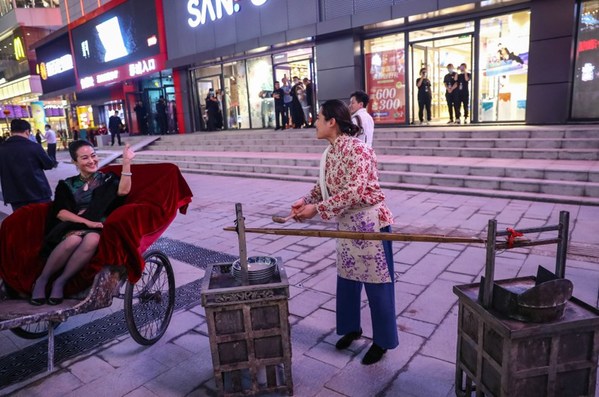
top-left (223, 226), bottom-right (486, 244)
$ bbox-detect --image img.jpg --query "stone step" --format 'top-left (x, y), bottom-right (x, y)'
top-left (117, 155), bottom-right (599, 197)
top-left (155, 126), bottom-right (599, 141)
top-left (150, 137), bottom-right (599, 150)
top-left (129, 151), bottom-right (599, 183)
top-left (117, 157), bottom-right (599, 205)
top-left (145, 143), bottom-right (599, 160)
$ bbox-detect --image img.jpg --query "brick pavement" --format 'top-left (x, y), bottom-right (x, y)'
top-left (1, 158), bottom-right (598, 396)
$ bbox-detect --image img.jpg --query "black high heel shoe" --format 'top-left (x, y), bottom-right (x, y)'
top-left (29, 282), bottom-right (46, 306)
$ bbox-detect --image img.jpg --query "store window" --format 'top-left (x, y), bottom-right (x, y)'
top-left (0, 0), bottom-right (13, 16)
top-left (479, 11), bottom-right (530, 121)
top-left (246, 55), bottom-right (274, 129)
top-left (572, 0), bottom-right (599, 119)
top-left (364, 33), bottom-right (407, 124)
top-left (224, 61), bottom-right (249, 129)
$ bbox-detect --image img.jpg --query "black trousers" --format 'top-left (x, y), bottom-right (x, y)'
top-left (418, 97), bottom-right (431, 122)
top-left (455, 93), bottom-right (469, 120)
top-left (445, 92), bottom-right (455, 121)
top-left (275, 106), bottom-right (287, 129)
top-left (110, 130), bottom-right (121, 145)
top-left (47, 143), bottom-right (57, 163)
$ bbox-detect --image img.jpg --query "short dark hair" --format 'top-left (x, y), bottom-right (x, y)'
top-left (68, 139), bottom-right (94, 161)
top-left (274, 81), bottom-right (280, 84)
top-left (10, 119), bottom-right (31, 133)
top-left (45, 124), bottom-right (51, 129)
top-left (320, 100), bottom-right (360, 136)
top-left (350, 91), bottom-right (369, 107)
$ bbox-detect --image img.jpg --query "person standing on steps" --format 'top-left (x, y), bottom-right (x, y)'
top-left (416, 67), bottom-right (432, 125)
top-left (443, 64), bottom-right (458, 124)
top-left (349, 90), bottom-right (375, 147)
top-left (454, 63), bottom-right (471, 124)
top-left (290, 99), bottom-right (398, 366)
top-left (273, 81), bottom-right (286, 131)
top-left (108, 110), bottom-right (123, 146)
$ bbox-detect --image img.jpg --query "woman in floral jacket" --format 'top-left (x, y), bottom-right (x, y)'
top-left (291, 99), bottom-right (398, 365)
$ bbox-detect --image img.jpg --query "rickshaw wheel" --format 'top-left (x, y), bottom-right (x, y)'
top-left (11, 321), bottom-right (60, 339)
top-left (124, 250), bottom-right (175, 345)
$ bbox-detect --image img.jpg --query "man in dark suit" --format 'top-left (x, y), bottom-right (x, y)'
top-left (108, 110), bottom-right (123, 146)
top-left (0, 119), bottom-right (54, 211)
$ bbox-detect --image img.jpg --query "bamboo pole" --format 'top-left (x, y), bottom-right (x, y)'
top-left (223, 226), bottom-right (486, 244)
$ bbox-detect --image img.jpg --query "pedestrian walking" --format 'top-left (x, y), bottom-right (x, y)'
top-left (44, 124), bottom-right (58, 167)
top-left (108, 110), bottom-right (123, 146)
top-left (290, 99), bottom-right (398, 365)
top-left (35, 129), bottom-right (43, 144)
top-left (0, 119), bottom-right (54, 212)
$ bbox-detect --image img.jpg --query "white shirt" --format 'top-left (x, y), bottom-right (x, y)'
top-left (351, 108), bottom-right (374, 147)
top-left (45, 128), bottom-right (57, 144)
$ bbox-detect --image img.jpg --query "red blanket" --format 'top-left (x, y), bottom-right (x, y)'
top-left (0, 163), bottom-right (193, 296)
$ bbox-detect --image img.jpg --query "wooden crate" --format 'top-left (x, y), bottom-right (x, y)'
top-left (454, 277), bottom-right (599, 397)
top-left (201, 261), bottom-right (293, 396)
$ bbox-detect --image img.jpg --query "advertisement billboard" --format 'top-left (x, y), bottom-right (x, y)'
top-left (70, 0), bottom-right (163, 89)
top-left (35, 33), bottom-right (77, 94)
top-left (365, 49), bottom-right (406, 124)
top-left (572, 0), bottom-right (599, 119)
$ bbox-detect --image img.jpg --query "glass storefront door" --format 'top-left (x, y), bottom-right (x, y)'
top-left (410, 35), bottom-right (473, 124)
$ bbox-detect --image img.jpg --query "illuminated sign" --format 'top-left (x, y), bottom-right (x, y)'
top-left (187, 0), bottom-right (270, 28)
top-left (81, 76), bottom-right (95, 89)
top-left (71, 0), bottom-right (161, 77)
top-left (129, 58), bottom-right (156, 77)
top-left (96, 70), bottom-right (119, 83)
top-left (14, 37), bottom-right (26, 60)
top-left (37, 55), bottom-right (74, 80)
top-left (78, 55), bottom-right (165, 90)
top-left (34, 33), bottom-right (77, 93)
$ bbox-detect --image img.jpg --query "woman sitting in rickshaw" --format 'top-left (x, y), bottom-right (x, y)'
top-left (30, 140), bottom-right (135, 305)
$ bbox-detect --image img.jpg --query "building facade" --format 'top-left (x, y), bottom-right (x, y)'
top-left (162, 0), bottom-right (598, 132)
top-left (12, 0), bottom-right (597, 135)
top-left (0, 0), bottom-right (62, 134)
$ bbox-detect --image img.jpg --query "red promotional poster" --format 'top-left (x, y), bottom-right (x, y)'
top-left (365, 49), bottom-right (406, 124)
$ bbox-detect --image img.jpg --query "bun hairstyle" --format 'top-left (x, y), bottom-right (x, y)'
top-left (68, 139), bottom-right (94, 161)
top-left (320, 100), bottom-right (361, 136)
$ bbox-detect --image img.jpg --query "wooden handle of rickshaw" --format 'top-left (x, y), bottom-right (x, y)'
top-left (223, 226), bottom-right (486, 244)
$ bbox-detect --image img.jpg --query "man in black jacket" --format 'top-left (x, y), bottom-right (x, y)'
top-left (0, 119), bottom-right (54, 211)
top-left (108, 110), bottom-right (123, 146)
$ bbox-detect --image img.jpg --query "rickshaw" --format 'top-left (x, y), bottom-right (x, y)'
top-left (0, 163), bottom-right (193, 371)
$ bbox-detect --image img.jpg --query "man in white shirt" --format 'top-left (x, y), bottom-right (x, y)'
top-left (44, 124), bottom-right (58, 168)
top-left (349, 91), bottom-right (375, 147)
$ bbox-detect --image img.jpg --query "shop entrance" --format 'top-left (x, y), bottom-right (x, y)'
top-left (409, 34), bottom-right (473, 124)
top-left (273, 48), bottom-right (315, 128)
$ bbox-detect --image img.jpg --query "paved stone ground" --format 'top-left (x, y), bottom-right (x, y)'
top-left (1, 147), bottom-right (598, 396)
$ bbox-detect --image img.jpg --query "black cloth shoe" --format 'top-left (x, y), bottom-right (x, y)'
top-left (48, 297), bottom-right (63, 305)
top-left (29, 297), bottom-right (46, 306)
top-left (361, 343), bottom-right (387, 365)
top-left (335, 329), bottom-right (362, 350)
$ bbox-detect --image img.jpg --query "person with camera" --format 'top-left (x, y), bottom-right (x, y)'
top-left (454, 63), bottom-right (471, 124)
top-left (416, 67), bottom-right (432, 125)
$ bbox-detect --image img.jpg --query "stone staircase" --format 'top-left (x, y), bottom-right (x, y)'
top-left (116, 125), bottom-right (599, 205)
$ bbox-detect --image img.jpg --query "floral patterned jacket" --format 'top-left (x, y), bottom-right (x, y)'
top-left (304, 134), bottom-right (393, 227)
